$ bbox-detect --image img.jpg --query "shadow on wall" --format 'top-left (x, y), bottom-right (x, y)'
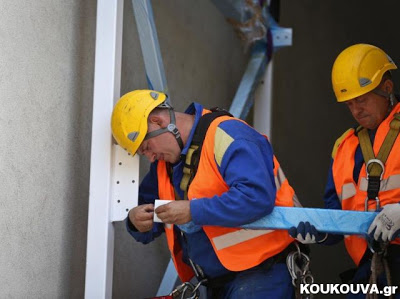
top-left (63, 0), bottom-right (97, 297)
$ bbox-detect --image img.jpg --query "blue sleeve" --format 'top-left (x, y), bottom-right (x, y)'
top-left (323, 159), bottom-right (342, 210)
top-left (321, 159), bottom-right (344, 245)
top-left (190, 120), bottom-right (276, 227)
top-left (125, 161), bottom-right (165, 244)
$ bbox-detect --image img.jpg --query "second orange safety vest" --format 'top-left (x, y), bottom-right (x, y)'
top-left (332, 104), bottom-right (400, 266)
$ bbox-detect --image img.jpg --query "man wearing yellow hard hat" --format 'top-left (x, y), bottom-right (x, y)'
top-left (111, 90), bottom-right (302, 298)
top-left (290, 44), bottom-right (400, 297)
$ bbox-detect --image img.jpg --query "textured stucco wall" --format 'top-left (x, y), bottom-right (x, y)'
top-left (0, 0), bottom-right (96, 298)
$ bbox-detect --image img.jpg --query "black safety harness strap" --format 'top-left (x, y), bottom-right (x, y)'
top-left (179, 108), bottom-right (232, 201)
top-left (166, 108), bottom-right (233, 293)
top-left (165, 107), bottom-right (231, 202)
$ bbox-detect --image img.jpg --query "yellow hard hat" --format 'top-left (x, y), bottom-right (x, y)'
top-left (331, 44), bottom-right (397, 102)
top-left (111, 90), bottom-right (167, 155)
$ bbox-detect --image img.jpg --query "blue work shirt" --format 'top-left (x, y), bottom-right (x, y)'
top-left (126, 103), bottom-right (277, 278)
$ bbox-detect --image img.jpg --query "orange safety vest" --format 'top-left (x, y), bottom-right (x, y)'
top-left (157, 113), bottom-right (299, 282)
top-left (332, 104), bottom-right (400, 266)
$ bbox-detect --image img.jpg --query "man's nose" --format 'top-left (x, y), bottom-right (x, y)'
top-left (351, 103), bottom-right (362, 115)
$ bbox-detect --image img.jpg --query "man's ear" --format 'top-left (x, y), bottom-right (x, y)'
top-left (148, 114), bottom-right (165, 127)
top-left (384, 79), bottom-right (394, 94)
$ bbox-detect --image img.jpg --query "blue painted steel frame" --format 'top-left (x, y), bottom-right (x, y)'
top-left (131, 0), bottom-right (169, 98)
top-left (224, 0), bottom-right (292, 120)
top-left (131, 0), bottom-right (177, 295)
top-left (229, 42), bottom-right (268, 119)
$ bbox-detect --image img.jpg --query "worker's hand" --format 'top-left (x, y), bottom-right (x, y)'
top-left (155, 201), bottom-right (191, 225)
top-left (368, 203), bottom-right (400, 242)
top-left (128, 204), bottom-right (154, 232)
top-left (289, 221), bottom-right (327, 244)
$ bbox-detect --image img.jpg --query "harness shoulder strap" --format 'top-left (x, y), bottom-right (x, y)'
top-left (359, 113), bottom-right (400, 174)
top-left (358, 113), bottom-right (400, 208)
top-left (179, 108), bottom-right (232, 200)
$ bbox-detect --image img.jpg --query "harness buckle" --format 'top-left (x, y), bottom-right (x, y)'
top-left (366, 159), bottom-right (385, 180)
top-left (365, 159), bottom-right (384, 211)
top-left (167, 124), bottom-right (181, 138)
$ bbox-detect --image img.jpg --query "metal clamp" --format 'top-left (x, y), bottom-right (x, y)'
top-left (170, 281), bottom-right (202, 299)
top-left (364, 196), bottom-right (381, 211)
top-left (286, 243), bottom-right (314, 288)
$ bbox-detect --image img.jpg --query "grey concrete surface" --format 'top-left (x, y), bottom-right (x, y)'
top-left (2, 0), bottom-right (400, 298)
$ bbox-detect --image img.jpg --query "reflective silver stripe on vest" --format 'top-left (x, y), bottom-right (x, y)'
top-left (339, 183), bottom-right (357, 202)
top-left (212, 229), bottom-right (274, 250)
top-left (275, 167), bottom-right (302, 207)
top-left (293, 193), bottom-right (302, 207)
top-left (359, 174), bottom-right (400, 192)
top-left (275, 167), bottom-right (286, 190)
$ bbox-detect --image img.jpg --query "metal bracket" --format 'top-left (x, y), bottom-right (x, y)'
top-left (110, 145), bottom-right (139, 222)
top-left (271, 26), bottom-right (292, 49)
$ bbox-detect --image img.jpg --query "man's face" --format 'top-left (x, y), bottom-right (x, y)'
top-left (345, 91), bottom-right (389, 130)
top-left (137, 122), bottom-right (181, 164)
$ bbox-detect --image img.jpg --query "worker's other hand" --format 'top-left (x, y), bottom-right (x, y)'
top-left (368, 203), bottom-right (400, 242)
top-left (129, 204), bottom-right (154, 232)
top-left (155, 201), bottom-right (191, 225)
top-left (289, 221), bottom-right (327, 244)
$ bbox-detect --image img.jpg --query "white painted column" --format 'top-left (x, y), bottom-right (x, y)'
top-left (84, 0), bottom-right (124, 298)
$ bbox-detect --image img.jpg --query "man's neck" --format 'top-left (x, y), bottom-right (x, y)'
top-left (175, 112), bottom-right (195, 147)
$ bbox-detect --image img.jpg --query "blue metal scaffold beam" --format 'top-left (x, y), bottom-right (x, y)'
top-left (211, 0), bottom-right (292, 119)
top-left (132, 0), bottom-right (169, 96)
top-left (131, 0), bottom-right (178, 296)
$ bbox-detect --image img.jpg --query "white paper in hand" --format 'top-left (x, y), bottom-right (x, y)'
top-left (153, 199), bottom-right (173, 223)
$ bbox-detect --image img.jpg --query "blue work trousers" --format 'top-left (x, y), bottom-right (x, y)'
top-left (207, 262), bottom-right (294, 299)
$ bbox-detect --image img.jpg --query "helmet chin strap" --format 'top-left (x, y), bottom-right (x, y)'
top-left (372, 88), bottom-right (395, 107)
top-left (144, 107), bottom-right (184, 150)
